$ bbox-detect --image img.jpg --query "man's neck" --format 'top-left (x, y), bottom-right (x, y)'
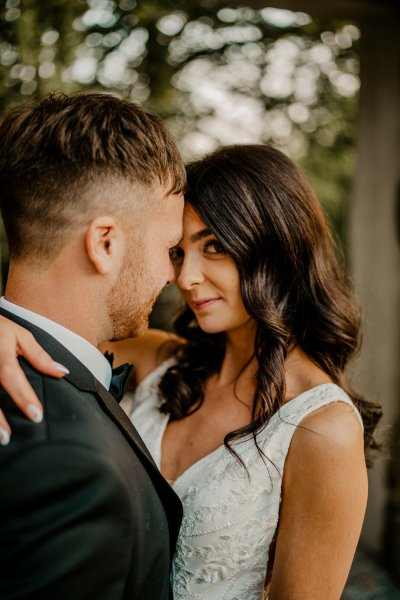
top-left (0, 296), bottom-right (113, 389)
top-left (5, 268), bottom-right (104, 347)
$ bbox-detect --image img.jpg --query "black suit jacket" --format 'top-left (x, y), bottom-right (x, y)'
top-left (0, 308), bottom-right (182, 600)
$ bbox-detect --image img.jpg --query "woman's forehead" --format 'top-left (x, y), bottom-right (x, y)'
top-left (183, 203), bottom-right (204, 226)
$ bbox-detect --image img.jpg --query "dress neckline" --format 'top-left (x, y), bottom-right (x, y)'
top-left (156, 411), bottom-right (227, 490)
top-left (154, 378), bottom-right (349, 490)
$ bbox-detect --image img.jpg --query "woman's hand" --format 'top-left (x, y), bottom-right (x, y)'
top-left (0, 316), bottom-right (68, 444)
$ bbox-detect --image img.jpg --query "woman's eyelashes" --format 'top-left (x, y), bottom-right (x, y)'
top-left (203, 240), bottom-right (226, 255)
top-left (169, 238), bottom-right (227, 267)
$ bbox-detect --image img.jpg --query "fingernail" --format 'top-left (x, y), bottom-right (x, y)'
top-left (26, 404), bottom-right (43, 423)
top-left (0, 428), bottom-right (10, 446)
top-left (52, 362), bottom-right (69, 374)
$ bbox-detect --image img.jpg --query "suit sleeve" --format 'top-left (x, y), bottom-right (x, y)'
top-left (0, 440), bottom-right (134, 600)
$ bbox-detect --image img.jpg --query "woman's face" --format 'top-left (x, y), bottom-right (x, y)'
top-left (170, 204), bottom-right (250, 334)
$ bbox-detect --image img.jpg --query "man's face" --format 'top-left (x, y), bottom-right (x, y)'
top-left (107, 183), bottom-right (184, 340)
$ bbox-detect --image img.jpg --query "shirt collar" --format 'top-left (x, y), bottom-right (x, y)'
top-left (0, 296), bottom-right (112, 390)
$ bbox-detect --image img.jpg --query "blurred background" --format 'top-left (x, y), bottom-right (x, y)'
top-left (0, 1), bottom-right (399, 596)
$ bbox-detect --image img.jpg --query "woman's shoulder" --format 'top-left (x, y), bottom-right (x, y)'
top-left (290, 396), bottom-right (364, 458)
top-left (278, 385), bottom-right (365, 496)
top-left (270, 390), bottom-right (368, 600)
top-left (101, 329), bottom-right (185, 385)
top-left (267, 380), bottom-right (363, 431)
top-left (277, 350), bottom-right (362, 429)
top-left (131, 329), bottom-right (184, 384)
top-left (281, 394), bottom-right (367, 527)
top-left (255, 382), bottom-right (364, 473)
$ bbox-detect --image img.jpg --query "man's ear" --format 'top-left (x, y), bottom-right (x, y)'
top-left (85, 216), bottom-right (124, 275)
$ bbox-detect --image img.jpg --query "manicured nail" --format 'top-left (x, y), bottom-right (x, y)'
top-left (26, 404), bottom-right (43, 423)
top-left (0, 427), bottom-right (10, 446)
top-left (52, 362), bottom-right (69, 374)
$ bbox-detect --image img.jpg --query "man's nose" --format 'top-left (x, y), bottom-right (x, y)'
top-left (167, 260), bottom-right (176, 285)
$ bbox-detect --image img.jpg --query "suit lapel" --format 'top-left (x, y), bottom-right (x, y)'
top-left (93, 378), bottom-right (157, 466)
top-left (93, 377), bottom-right (183, 552)
top-left (0, 309), bottom-right (182, 526)
top-left (0, 308), bottom-right (157, 464)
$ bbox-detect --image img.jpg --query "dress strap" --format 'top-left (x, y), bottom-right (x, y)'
top-left (276, 383), bottom-right (363, 430)
top-left (255, 384), bottom-right (364, 475)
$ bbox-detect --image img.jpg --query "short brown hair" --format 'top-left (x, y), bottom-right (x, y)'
top-left (0, 92), bottom-right (186, 261)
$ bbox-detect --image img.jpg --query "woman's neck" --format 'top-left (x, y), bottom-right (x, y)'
top-left (284, 346), bottom-right (332, 399)
top-left (215, 321), bottom-right (257, 387)
top-left (214, 331), bottom-right (331, 400)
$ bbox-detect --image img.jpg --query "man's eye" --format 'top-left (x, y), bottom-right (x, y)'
top-left (169, 247), bottom-right (184, 262)
top-left (203, 240), bottom-right (225, 255)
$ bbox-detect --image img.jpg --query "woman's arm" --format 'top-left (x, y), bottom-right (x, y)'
top-left (0, 315), bottom-right (182, 438)
top-left (268, 402), bottom-right (367, 600)
top-left (100, 329), bottom-right (183, 385)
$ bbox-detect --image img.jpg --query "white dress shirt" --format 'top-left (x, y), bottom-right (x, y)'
top-left (0, 296), bottom-right (112, 390)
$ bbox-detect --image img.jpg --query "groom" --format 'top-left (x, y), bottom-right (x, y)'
top-left (0, 93), bottom-right (185, 598)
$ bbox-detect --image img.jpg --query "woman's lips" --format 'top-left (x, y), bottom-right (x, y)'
top-left (191, 298), bottom-right (221, 311)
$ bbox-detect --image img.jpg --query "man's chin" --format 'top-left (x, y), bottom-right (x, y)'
top-left (119, 320), bottom-right (149, 342)
top-left (108, 289), bottom-right (159, 341)
top-left (132, 316), bottom-right (150, 338)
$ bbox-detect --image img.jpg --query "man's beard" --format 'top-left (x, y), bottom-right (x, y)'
top-left (107, 251), bottom-right (161, 341)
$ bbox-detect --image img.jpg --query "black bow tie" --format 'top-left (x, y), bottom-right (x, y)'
top-left (109, 362), bottom-right (133, 402)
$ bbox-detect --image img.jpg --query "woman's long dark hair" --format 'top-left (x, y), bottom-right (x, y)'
top-left (158, 144), bottom-right (381, 464)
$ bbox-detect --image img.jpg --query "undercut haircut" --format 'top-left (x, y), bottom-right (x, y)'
top-left (0, 92), bottom-right (186, 261)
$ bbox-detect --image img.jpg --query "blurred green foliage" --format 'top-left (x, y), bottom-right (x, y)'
top-left (0, 0), bottom-right (361, 279)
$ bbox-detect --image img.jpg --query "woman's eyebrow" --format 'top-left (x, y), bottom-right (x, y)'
top-left (190, 228), bottom-right (213, 243)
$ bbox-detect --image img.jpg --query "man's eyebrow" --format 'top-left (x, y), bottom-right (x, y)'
top-left (190, 228), bottom-right (213, 243)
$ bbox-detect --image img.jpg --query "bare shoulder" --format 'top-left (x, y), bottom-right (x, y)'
top-left (270, 401), bottom-right (367, 599)
top-left (285, 399), bottom-right (367, 498)
top-left (101, 329), bottom-right (185, 384)
top-left (293, 400), bottom-right (364, 456)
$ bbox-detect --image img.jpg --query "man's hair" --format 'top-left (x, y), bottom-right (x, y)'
top-left (0, 92), bottom-right (186, 261)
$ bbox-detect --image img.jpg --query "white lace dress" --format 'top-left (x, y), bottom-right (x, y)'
top-left (127, 359), bottom-right (363, 600)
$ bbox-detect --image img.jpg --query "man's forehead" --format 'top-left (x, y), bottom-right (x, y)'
top-left (147, 191), bottom-right (183, 229)
top-left (161, 190), bottom-right (184, 214)
top-left (152, 176), bottom-right (185, 201)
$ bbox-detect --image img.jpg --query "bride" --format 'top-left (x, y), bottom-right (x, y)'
top-left (0, 144), bottom-right (381, 599)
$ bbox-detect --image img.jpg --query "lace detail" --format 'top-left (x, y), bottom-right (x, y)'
top-left (128, 360), bottom-right (363, 600)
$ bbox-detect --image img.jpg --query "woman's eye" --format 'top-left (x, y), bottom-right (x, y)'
top-left (169, 246), bottom-right (184, 262)
top-left (203, 240), bottom-right (225, 255)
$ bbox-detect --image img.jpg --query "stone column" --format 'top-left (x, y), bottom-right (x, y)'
top-left (0, 224), bottom-right (3, 294)
top-left (349, 16), bottom-right (400, 578)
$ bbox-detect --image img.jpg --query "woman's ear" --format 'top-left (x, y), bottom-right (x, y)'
top-left (85, 216), bottom-right (124, 275)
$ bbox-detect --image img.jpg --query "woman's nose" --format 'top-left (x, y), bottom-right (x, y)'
top-left (176, 254), bottom-right (205, 290)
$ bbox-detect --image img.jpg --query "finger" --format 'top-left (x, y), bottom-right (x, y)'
top-left (0, 362), bottom-right (43, 423)
top-left (17, 331), bottom-right (69, 378)
top-left (0, 410), bottom-right (11, 445)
